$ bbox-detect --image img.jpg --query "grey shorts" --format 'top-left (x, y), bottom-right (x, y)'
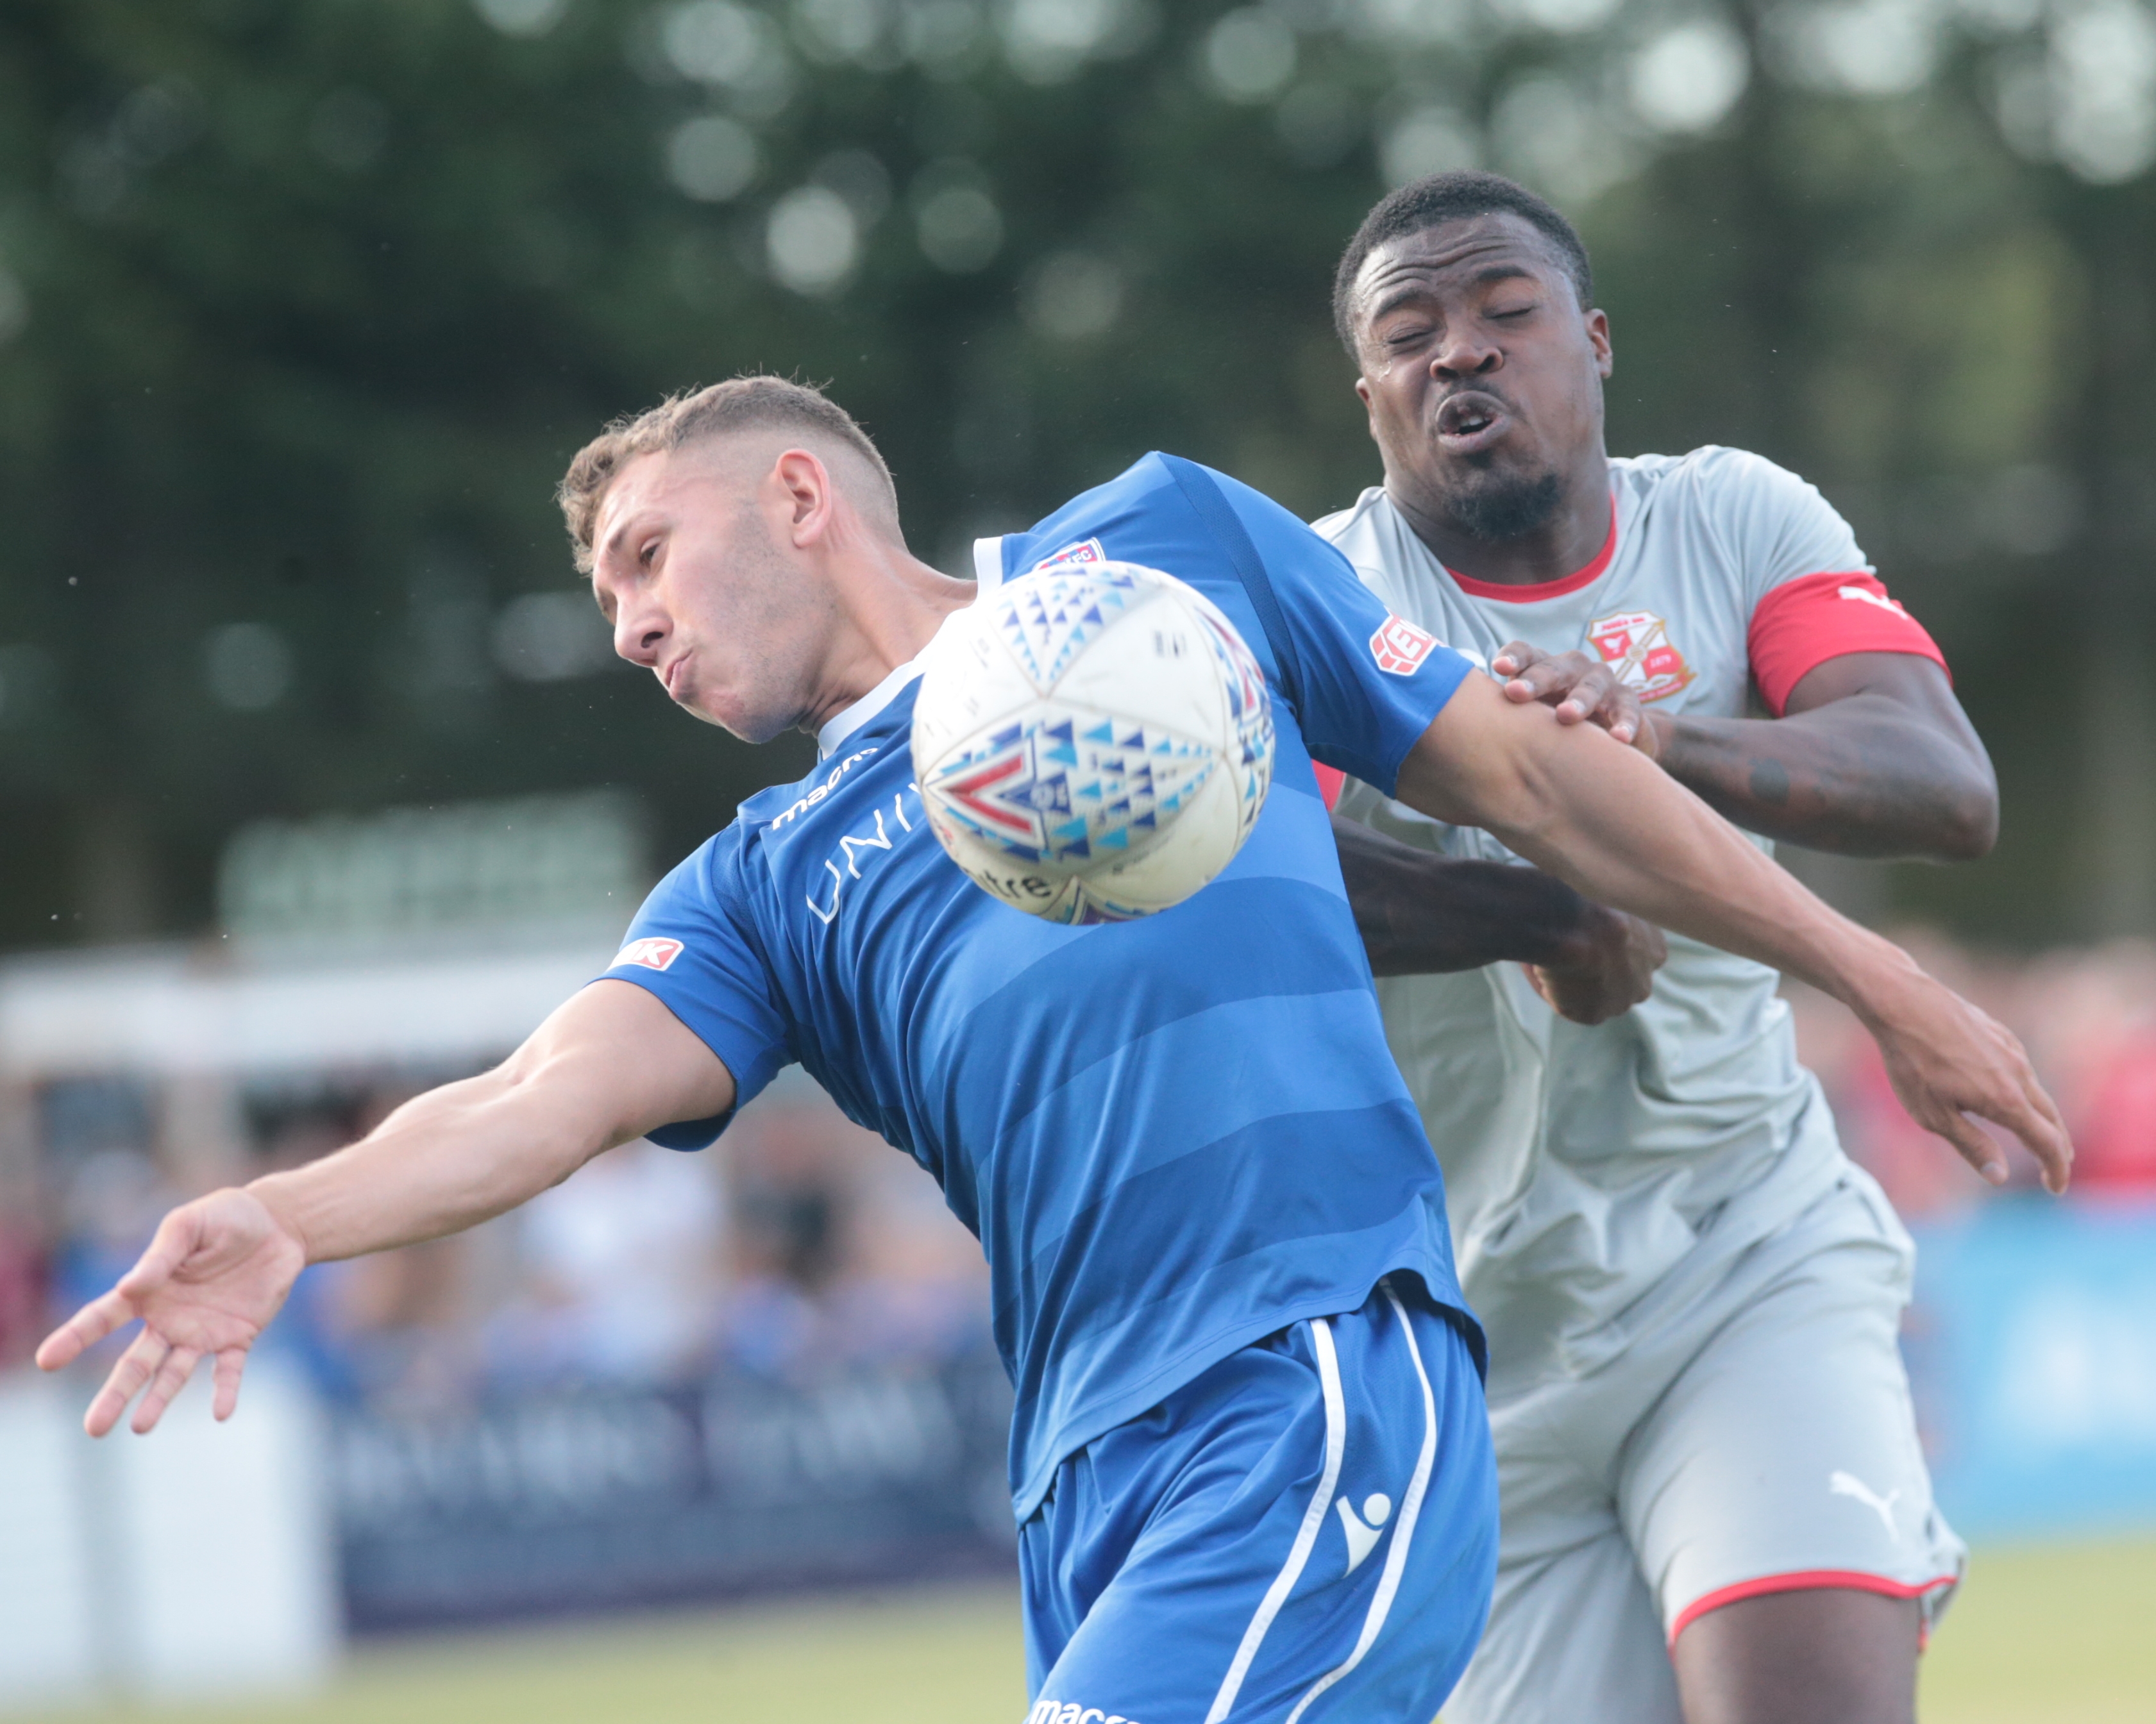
top-left (1445, 1168), bottom-right (1965, 1724)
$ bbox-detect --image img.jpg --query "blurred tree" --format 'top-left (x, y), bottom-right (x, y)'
top-left (0, 0), bottom-right (2149, 951)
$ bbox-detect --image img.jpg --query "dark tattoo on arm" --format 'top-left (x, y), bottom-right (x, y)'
top-left (1746, 757), bottom-right (1792, 807)
top-left (1653, 657), bottom-right (1997, 861)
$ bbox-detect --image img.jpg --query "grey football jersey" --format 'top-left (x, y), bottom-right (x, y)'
top-left (1317, 446), bottom-right (1874, 1389)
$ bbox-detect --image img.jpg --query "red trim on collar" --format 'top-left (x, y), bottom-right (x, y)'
top-left (1442, 491), bottom-right (1618, 603)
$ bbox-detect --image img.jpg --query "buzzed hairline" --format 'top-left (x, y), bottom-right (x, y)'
top-left (588, 428), bottom-right (882, 564)
top-left (1333, 171), bottom-right (1596, 360)
top-left (559, 376), bottom-right (904, 574)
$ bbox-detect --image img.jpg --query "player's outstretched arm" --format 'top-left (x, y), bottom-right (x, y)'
top-left (1396, 674), bottom-right (2070, 1191)
top-left (1333, 813), bottom-right (1666, 1023)
top-left (35, 980), bottom-right (734, 1437)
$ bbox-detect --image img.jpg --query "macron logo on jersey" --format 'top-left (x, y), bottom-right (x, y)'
top-left (1032, 536), bottom-right (1107, 570)
top-left (1370, 614), bottom-right (1438, 676)
top-left (1025, 1703), bottom-right (1140, 1724)
top-left (613, 936), bottom-right (684, 973)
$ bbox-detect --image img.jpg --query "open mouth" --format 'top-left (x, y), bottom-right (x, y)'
top-left (1436, 390), bottom-right (1510, 455)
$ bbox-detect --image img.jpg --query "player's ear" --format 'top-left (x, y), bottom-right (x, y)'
top-left (771, 448), bottom-right (835, 545)
top-left (1353, 371), bottom-right (1381, 441)
top-left (1587, 308), bottom-right (1612, 378)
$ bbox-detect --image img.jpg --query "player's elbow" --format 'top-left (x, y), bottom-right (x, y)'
top-left (1909, 741), bottom-right (2000, 862)
top-left (1931, 775), bottom-right (2000, 862)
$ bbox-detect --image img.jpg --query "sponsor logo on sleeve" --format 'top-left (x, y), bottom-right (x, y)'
top-left (1031, 537), bottom-right (1108, 571)
top-left (1370, 614), bottom-right (1439, 675)
top-left (1585, 607), bottom-right (1696, 703)
top-left (612, 936), bottom-right (684, 973)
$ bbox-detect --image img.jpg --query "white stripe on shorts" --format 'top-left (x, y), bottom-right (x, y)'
top-left (1204, 1316), bottom-right (1347, 1724)
top-left (1283, 1281), bottom-right (1440, 1724)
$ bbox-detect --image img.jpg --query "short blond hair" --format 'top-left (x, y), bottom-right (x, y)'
top-left (557, 376), bottom-right (902, 572)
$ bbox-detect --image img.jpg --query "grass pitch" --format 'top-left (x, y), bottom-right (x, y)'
top-left (19, 1538), bottom-right (2150, 1723)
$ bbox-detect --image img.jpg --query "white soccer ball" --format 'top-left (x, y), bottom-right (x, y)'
top-left (912, 558), bottom-right (1275, 925)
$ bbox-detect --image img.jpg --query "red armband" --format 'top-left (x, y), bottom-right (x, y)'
top-left (1313, 764), bottom-right (1346, 812)
top-left (1747, 572), bottom-right (1948, 716)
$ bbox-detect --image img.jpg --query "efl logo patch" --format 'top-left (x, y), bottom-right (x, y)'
top-left (612, 936), bottom-right (684, 973)
top-left (1586, 608), bottom-right (1696, 703)
top-left (1032, 537), bottom-right (1107, 571)
top-left (1370, 614), bottom-right (1438, 675)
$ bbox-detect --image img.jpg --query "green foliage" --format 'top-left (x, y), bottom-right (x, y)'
top-left (0, 0), bottom-right (2150, 946)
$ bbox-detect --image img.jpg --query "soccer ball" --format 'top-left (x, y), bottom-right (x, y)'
top-left (912, 558), bottom-right (1275, 925)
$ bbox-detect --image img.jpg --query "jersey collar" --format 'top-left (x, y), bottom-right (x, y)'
top-left (815, 548), bottom-right (1006, 759)
top-left (1433, 489), bottom-right (1619, 603)
top-left (816, 655), bottom-right (926, 759)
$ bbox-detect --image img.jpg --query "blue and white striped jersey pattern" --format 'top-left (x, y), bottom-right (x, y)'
top-left (602, 453), bottom-right (1482, 1519)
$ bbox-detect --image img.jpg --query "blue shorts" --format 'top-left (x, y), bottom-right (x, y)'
top-left (1019, 1276), bottom-right (1496, 1724)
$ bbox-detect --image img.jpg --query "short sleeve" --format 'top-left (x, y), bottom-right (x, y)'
top-left (1209, 469), bottom-right (1478, 796)
top-left (1697, 449), bottom-right (1948, 716)
top-left (1747, 573), bottom-right (1950, 716)
top-left (596, 833), bottom-right (793, 1150)
top-left (1709, 448), bottom-right (1874, 608)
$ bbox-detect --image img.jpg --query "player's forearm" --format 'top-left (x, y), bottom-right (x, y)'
top-left (248, 1069), bottom-right (604, 1264)
top-left (1399, 691), bottom-right (1922, 1019)
top-left (1648, 697), bottom-right (1998, 861)
top-left (1333, 814), bottom-right (1602, 975)
top-left (246, 982), bottom-right (735, 1264)
top-left (1476, 735), bottom-right (1920, 1016)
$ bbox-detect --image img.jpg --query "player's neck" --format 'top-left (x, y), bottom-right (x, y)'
top-left (1391, 455), bottom-right (1612, 589)
top-left (798, 541), bottom-right (975, 737)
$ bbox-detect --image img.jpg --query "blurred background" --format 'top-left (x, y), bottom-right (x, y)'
top-left (0, 0), bottom-right (2152, 1720)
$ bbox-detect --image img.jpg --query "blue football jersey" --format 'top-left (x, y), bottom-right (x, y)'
top-left (601, 453), bottom-right (1483, 1519)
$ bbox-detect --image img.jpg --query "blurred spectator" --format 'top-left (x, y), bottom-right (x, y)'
top-left (825, 1137), bottom-right (992, 1369)
top-left (2009, 942), bottom-right (2156, 1198)
top-left (2074, 1035), bottom-right (2156, 1192)
top-left (24, 933), bottom-right (2141, 1413)
top-left (49, 1148), bottom-right (171, 1321)
top-left (0, 1216), bottom-right (43, 1371)
top-left (482, 1139), bottom-right (725, 1388)
top-left (0, 1086), bottom-right (44, 1370)
top-left (244, 1082), bottom-right (489, 1413)
top-left (717, 1098), bottom-right (863, 1381)
top-left (1790, 937), bottom-right (2156, 1217)
top-left (716, 1092), bottom-right (991, 1382)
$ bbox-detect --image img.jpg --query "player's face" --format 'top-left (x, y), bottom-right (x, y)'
top-left (1351, 213), bottom-right (1612, 540)
top-left (589, 447), bottom-right (836, 743)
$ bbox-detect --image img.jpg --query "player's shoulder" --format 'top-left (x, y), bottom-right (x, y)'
top-left (1619, 445), bottom-right (1827, 515)
top-left (1311, 485), bottom-right (1389, 548)
top-left (1022, 451), bottom-right (1335, 580)
top-left (1019, 450), bottom-right (1184, 553)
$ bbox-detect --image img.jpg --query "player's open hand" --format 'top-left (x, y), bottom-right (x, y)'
top-left (1491, 640), bottom-right (1658, 757)
top-left (34, 1186), bottom-right (308, 1437)
top-left (1525, 905), bottom-right (1667, 1025)
top-left (1864, 971), bottom-right (2072, 1193)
